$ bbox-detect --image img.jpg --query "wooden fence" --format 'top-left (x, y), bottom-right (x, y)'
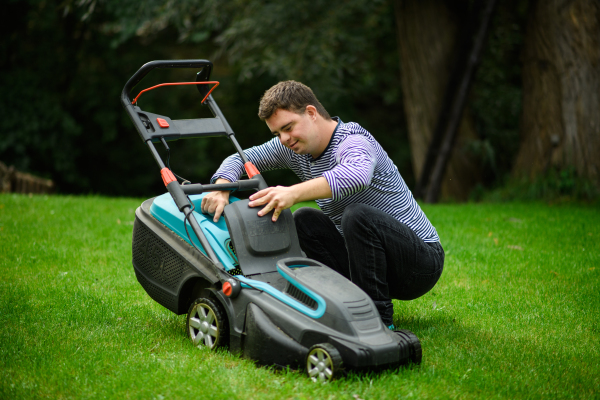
top-left (0, 161), bottom-right (54, 194)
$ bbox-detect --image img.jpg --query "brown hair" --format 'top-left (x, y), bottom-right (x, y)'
top-left (258, 81), bottom-right (331, 121)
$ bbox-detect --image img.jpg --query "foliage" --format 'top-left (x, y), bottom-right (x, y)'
top-left (4, 0), bottom-right (582, 199)
top-left (0, 0), bottom-right (182, 195)
top-left (1, 0), bottom-right (412, 195)
top-left (104, 0), bottom-right (399, 102)
top-left (477, 167), bottom-right (600, 203)
top-left (468, 0), bottom-right (528, 187)
top-left (102, 0), bottom-right (412, 185)
top-left (1, 193), bottom-right (599, 398)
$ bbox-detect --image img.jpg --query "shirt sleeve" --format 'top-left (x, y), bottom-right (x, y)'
top-left (211, 137), bottom-right (293, 183)
top-left (322, 135), bottom-right (377, 200)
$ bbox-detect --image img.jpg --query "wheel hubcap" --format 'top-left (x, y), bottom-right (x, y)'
top-left (189, 304), bottom-right (219, 349)
top-left (307, 348), bottom-right (334, 383)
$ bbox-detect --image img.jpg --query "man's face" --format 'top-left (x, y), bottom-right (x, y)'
top-left (265, 107), bottom-right (319, 156)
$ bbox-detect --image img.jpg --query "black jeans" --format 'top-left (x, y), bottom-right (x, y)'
top-left (294, 204), bottom-right (444, 326)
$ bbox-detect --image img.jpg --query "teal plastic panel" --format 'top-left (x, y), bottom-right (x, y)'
top-left (149, 192), bottom-right (240, 271)
top-left (236, 266), bottom-right (326, 319)
top-left (149, 192), bottom-right (327, 319)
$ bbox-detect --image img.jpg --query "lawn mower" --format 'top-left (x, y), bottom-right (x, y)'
top-left (121, 60), bottom-right (422, 382)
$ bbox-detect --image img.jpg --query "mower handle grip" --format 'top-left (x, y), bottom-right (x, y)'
top-left (121, 59), bottom-right (213, 105)
top-left (181, 179), bottom-right (260, 195)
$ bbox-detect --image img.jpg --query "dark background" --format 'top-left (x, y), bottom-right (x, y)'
top-left (2, 0), bottom-right (595, 200)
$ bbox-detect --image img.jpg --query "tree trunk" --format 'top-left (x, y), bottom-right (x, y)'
top-left (394, 0), bottom-right (481, 201)
top-left (514, 0), bottom-right (600, 184)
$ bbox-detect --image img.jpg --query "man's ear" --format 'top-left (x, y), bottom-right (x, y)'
top-left (305, 105), bottom-right (318, 120)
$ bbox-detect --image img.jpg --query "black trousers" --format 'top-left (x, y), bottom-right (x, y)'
top-left (293, 204), bottom-right (444, 326)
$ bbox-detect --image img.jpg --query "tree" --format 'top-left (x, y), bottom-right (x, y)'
top-left (15, 0), bottom-right (596, 201)
top-left (205, 0), bottom-right (508, 200)
top-left (514, 0), bottom-right (600, 186)
top-left (56, 0), bottom-right (531, 200)
top-left (394, 0), bottom-right (489, 201)
top-left (116, 0), bottom-right (476, 197)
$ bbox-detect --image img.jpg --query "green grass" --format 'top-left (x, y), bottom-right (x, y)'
top-left (1, 194), bottom-right (598, 399)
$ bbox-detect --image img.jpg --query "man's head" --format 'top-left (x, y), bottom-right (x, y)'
top-left (260, 81), bottom-right (337, 158)
top-left (258, 81), bottom-right (331, 121)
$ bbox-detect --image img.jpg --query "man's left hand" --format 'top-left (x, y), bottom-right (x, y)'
top-left (248, 186), bottom-right (298, 222)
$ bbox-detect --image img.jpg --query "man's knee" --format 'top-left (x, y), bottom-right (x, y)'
top-left (293, 207), bottom-right (324, 232)
top-left (341, 203), bottom-right (375, 234)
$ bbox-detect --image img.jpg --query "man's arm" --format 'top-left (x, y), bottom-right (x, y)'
top-left (248, 177), bottom-right (332, 222)
top-left (321, 135), bottom-right (377, 201)
top-left (204, 137), bottom-right (294, 222)
top-left (210, 137), bottom-right (293, 184)
top-left (247, 135), bottom-right (378, 222)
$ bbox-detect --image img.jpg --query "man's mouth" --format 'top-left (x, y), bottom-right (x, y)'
top-left (289, 140), bottom-right (299, 149)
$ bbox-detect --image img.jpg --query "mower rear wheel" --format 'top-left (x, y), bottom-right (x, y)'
top-left (306, 343), bottom-right (343, 383)
top-left (395, 329), bottom-right (422, 364)
top-left (187, 298), bottom-right (228, 350)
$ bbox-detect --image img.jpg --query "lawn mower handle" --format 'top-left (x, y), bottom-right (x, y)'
top-left (122, 59), bottom-right (269, 276)
top-left (181, 179), bottom-right (261, 195)
top-left (121, 60), bottom-right (213, 105)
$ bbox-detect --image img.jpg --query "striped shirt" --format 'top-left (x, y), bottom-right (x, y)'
top-left (212, 118), bottom-right (440, 243)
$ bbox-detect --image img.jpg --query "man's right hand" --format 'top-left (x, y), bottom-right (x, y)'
top-left (200, 179), bottom-right (231, 222)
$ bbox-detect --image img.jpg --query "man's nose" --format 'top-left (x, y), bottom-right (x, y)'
top-left (279, 132), bottom-right (290, 144)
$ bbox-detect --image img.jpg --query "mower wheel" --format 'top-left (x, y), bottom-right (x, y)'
top-left (306, 343), bottom-right (343, 383)
top-left (187, 298), bottom-right (228, 350)
top-left (395, 329), bottom-right (422, 364)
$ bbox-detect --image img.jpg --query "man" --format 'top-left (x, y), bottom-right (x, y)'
top-left (201, 81), bottom-right (444, 329)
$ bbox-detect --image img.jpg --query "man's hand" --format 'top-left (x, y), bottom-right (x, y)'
top-left (248, 177), bottom-right (332, 222)
top-left (201, 179), bottom-right (231, 222)
top-left (248, 186), bottom-right (299, 222)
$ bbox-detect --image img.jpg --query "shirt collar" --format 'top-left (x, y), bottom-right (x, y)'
top-left (310, 117), bottom-right (341, 162)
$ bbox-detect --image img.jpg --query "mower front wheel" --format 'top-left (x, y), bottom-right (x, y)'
top-left (187, 297), bottom-right (228, 350)
top-left (306, 343), bottom-right (343, 383)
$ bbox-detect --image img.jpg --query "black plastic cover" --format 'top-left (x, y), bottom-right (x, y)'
top-left (243, 303), bottom-right (307, 367)
top-left (223, 200), bottom-right (303, 275)
top-left (132, 198), bottom-right (219, 314)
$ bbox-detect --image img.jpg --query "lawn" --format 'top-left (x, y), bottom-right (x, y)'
top-left (0, 193), bottom-right (598, 399)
